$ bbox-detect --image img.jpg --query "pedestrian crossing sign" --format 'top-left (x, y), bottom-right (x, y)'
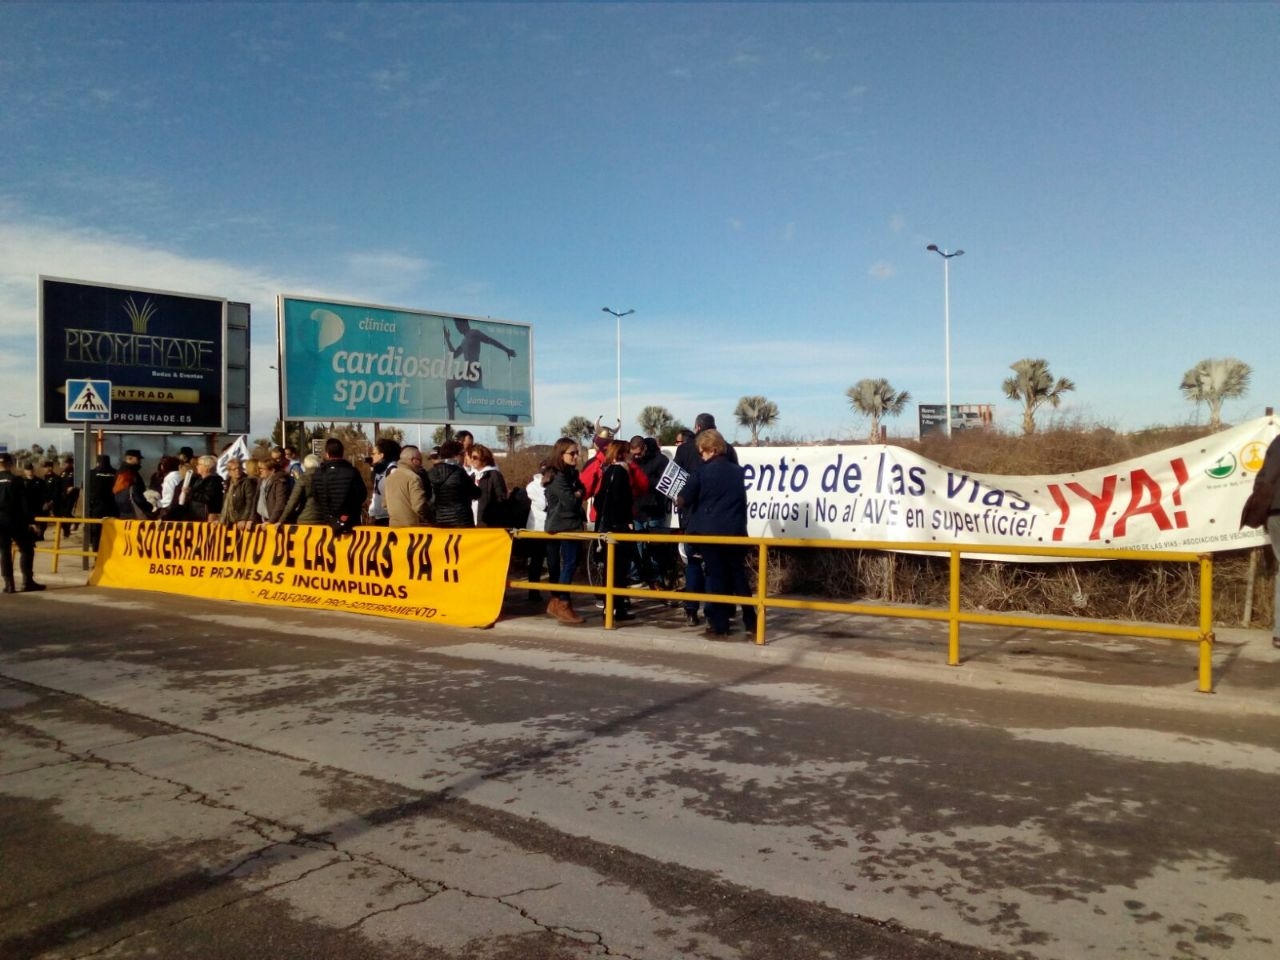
top-left (66, 379), bottom-right (112, 422)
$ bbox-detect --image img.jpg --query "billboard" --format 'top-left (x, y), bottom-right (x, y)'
top-left (279, 296), bottom-right (533, 426)
top-left (39, 277), bottom-right (228, 431)
top-left (918, 403), bottom-right (994, 437)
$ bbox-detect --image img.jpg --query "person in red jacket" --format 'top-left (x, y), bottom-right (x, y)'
top-left (580, 424), bottom-right (649, 523)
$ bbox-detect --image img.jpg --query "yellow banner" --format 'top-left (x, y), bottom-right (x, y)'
top-left (90, 520), bottom-right (513, 628)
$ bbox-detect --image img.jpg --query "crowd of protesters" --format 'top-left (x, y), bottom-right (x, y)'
top-left (9, 413), bottom-right (754, 635)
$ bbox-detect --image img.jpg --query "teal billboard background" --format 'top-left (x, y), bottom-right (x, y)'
top-left (279, 296), bottom-right (533, 425)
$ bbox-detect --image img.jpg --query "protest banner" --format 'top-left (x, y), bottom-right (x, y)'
top-left (90, 521), bottom-right (513, 627)
top-left (727, 417), bottom-right (1277, 556)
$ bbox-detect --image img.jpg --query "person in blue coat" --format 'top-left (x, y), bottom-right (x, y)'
top-left (676, 428), bottom-right (756, 638)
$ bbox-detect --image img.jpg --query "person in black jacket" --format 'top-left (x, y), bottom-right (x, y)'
top-left (1253, 434), bottom-right (1280, 650)
top-left (87, 455), bottom-right (118, 550)
top-left (594, 439), bottom-right (636, 621)
top-left (630, 435), bottom-right (676, 587)
top-left (677, 428), bottom-right (754, 639)
top-left (674, 413), bottom-right (737, 626)
top-left (426, 440), bottom-right (478, 528)
top-left (0, 452), bottom-right (44, 592)
top-left (285, 438), bottom-right (367, 530)
top-left (542, 436), bottom-right (586, 624)
top-left (186, 455), bottom-right (226, 522)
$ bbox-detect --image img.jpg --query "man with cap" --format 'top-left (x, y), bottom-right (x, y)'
top-left (114, 450), bottom-right (154, 519)
top-left (0, 452), bottom-right (45, 592)
top-left (87, 454), bottom-right (118, 550)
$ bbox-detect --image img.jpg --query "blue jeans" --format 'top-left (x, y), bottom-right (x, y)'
top-left (545, 538), bottom-right (580, 603)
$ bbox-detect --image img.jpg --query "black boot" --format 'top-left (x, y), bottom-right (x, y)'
top-left (2, 579), bottom-right (15, 595)
top-left (19, 555), bottom-right (43, 592)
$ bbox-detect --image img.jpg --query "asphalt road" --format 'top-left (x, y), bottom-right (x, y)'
top-left (1, 586), bottom-right (1277, 959)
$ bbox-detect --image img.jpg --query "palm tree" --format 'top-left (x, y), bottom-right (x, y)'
top-left (734, 395), bottom-right (780, 446)
top-left (1180, 357), bottom-right (1251, 431)
top-left (845, 379), bottom-right (911, 442)
top-left (561, 416), bottom-right (595, 445)
top-left (637, 405), bottom-right (675, 438)
top-left (1001, 358), bottom-right (1076, 435)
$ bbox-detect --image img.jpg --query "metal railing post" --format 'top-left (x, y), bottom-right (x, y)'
top-left (754, 542), bottom-right (767, 645)
top-left (603, 537), bottom-right (615, 629)
top-left (948, 548), bottom-right (961, 666)
top-left (1198, 554), bottom-right (1215, 693)
top-left (50, 519), bottom-right (63, 574)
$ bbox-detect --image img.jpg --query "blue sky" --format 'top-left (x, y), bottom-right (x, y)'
top-left (2, 2), bottom-right (1278, 450)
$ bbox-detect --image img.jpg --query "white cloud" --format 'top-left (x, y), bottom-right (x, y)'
top-left (781, 222), bottom-right (796, 243)
top-left (889, 213), bottom-right (906, 234)
top-left (868, 260), bottom-right (895, 280)
top-left (369, 65), bottom-right (411, 92)
top-left (343, 251), bottom-right (434, 295)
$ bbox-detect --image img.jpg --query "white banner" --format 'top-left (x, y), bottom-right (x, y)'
top-left (732, 417), bottom-right (1277, 555)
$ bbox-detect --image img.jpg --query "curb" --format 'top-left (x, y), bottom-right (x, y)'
top-left (492, 606), bottom-right (1280, 720)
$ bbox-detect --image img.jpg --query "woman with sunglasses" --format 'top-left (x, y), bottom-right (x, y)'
top-left (543, 436), bottom-right (587, 625)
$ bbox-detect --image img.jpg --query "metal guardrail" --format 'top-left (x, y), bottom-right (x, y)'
top-left (30, 519), bottom-right (1218, 693)
top-left (30, 516), bottom-right (102, 573)
top-left (512, 530), bottom-right (1217, 693)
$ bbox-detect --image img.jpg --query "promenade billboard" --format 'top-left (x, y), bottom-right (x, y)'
top-left (39, 277), bottom-right (228, 431)
top-left (278, 296), bottom-right (533, 426)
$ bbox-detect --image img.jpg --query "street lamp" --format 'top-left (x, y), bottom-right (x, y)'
top-left (926, 244), bottom-right (964, 437)
top-left (601, 307), bottom-right (634, 425)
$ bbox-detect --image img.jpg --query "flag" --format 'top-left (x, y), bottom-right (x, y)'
top-left (216, 436), bottom-right (251, 479)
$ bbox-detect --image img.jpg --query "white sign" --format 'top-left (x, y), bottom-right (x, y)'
top-left (655, 459), bottom-right (689, 501)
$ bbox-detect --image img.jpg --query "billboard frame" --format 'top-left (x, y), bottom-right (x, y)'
top-left (38, 275), bottom-right (229, 432)
top-left (277, 294), bottom-right (535, 427)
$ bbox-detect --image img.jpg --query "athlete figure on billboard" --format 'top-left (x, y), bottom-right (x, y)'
top-left (443, 317), bottom-right (516, 421)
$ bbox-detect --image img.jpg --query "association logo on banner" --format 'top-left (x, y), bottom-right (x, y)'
top-left (1204, 453), bottom-right (1236, 479)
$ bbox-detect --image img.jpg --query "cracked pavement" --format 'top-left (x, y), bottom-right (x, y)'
top-left (1, 586), bottom-right (1278, 959)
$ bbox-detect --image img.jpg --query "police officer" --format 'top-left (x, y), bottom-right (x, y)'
top-left (87, 454), bottom-right (118, 550)
top-left (0, 452), bottom-right (45, 593)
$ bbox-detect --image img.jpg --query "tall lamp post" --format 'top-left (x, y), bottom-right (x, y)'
top-left (926, 244), bottom-right (964, 437)
top-left (269, 365), bottom-right (285, 447)
top-left (601, 307), bottom-right (634, 425)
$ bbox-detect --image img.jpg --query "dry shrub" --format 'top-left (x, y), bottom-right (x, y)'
top-left (906, 418), bottom-right (1213, 475)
